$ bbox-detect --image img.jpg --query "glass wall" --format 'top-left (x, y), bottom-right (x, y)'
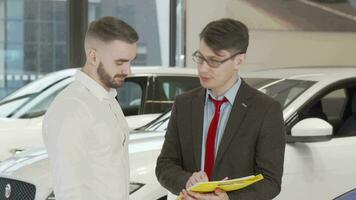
top-left (88, 0), bottom-right (170, 66)
top-left (0, 0), bottom-right (68, 98)
top-left (0, 0), bottom-right (179, 99)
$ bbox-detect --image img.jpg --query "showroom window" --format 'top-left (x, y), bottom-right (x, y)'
top-left (0, 0), bottom-right (185, 99)
top-left (88, 0), bottom-right (170, 66)
top-left (0, 0), bottom-right (69, 98)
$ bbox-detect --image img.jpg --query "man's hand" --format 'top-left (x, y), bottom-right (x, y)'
top-left (185, 171), bottom-right (209, 189)
top-left (180, 188), bottom-right (229, 200)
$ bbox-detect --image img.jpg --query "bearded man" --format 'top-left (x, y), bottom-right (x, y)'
top-left (43, 16), bottom-right (138, 200)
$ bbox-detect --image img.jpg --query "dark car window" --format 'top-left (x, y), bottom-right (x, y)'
top-left (321, 89), bottom-right (347, 128)
top-left (145, 76), bottom-right (200, 114)
top-left (288, 83), bottom-right (356, 137)
top-left (117, 81), bottom-right (143, 116)
top-left (157, 76), bottom-right (200, 101)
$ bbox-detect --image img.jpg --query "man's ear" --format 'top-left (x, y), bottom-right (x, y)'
top-left (234, 53), bottom-right (246, 70)
top-left (88, 48), bottom-right (99, 67)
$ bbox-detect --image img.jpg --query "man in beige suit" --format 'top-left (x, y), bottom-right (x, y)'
top-left (43, 16), bottom-right (138, 200)
top-left (156, 18), bottom-right (285, 200)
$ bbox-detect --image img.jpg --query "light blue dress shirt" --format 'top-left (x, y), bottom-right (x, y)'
top-left (200, 78), bottom-right (242, 170)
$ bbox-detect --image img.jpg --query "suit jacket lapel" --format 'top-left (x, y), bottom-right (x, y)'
top-left (191, 88), bottom-right (206, 170)
top-left (214, 80), bottom-right (253, 169)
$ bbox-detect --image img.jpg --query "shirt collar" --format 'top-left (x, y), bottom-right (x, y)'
top-left (206, 77), bottom-right (242, 105)
top-left (75, 70), bottom-right (117, 101)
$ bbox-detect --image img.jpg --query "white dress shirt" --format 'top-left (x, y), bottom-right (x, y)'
top-left (43, 70), bottom-right (130, 200)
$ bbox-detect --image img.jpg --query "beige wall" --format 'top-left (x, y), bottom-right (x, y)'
top-left (185, 0), bottom-right (229, 68)
top-left (185, 0), bottom-right (356, 68)
top-left (247, 31), bottom-right (356, 68)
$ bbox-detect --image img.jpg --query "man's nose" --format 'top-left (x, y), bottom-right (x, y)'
top-left (198, 60), bottom-right (210, 72)
top-left (122, 63), bottom-right (131, 75)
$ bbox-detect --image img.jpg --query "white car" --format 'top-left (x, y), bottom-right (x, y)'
top-left (0, 67), bottom-right (199, 161)
top-left (1, 66), bottom-right (356, 200)
top-left (0, 118), bottom-right (167, 200)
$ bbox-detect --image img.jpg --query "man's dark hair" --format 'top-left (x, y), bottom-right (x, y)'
top-left (199, 18), bottom-right (249, 54)
top-left (86, 16), bottom-right (138, 44)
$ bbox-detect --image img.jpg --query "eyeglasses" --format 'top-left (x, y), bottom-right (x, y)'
top-left (192, 50), bottom-right (245, 68)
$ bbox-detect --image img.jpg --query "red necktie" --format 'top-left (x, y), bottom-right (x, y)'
top-left (204, 95), bottom-right (228, 180)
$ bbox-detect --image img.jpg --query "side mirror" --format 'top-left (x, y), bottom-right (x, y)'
top-left (288, 118), bottom-right (333, 142)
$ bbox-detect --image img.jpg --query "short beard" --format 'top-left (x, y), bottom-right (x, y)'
top-left (97, 62), bottom-right (125, 89)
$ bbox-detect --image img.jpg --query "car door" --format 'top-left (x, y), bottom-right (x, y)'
top-left (278, 81), bottom-right (356, 199)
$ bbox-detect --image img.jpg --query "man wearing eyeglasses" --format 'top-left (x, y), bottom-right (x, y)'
top-left (156, 18), bottom-right (285, 200)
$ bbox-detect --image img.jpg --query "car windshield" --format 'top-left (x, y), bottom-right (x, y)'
top-left (0, 77), bottom-right (73, 119)
top-left (1, 70), bottom-right (75, 102)
top-left (141, 78), bottom-right (316, 132)
top-left (244, 78), bottom-right (316, 108)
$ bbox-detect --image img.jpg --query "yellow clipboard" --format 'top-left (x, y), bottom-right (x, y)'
top-left (177, 174), bottom-right (263, 200)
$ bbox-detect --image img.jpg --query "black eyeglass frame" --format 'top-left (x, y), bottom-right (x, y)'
top-left (192, 50), bottom-right (245, 68)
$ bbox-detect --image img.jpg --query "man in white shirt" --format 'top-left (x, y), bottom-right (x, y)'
top-left (42, 16), bottom-right (138, 200)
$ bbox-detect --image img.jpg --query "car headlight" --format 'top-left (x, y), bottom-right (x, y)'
top-left (46, 182), bottom-right (145, 199)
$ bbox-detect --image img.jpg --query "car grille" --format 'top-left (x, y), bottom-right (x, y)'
top-left (0, 177), bottom-right (36, 200)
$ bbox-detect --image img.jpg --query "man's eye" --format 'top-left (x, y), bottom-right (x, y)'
top-left (116, 62), bottom-right (124, 66)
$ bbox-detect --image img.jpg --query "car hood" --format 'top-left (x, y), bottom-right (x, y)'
top-left (126, 113), bottom-right (161, 130)
top-left (0, 130), bottom-right (165, 178)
